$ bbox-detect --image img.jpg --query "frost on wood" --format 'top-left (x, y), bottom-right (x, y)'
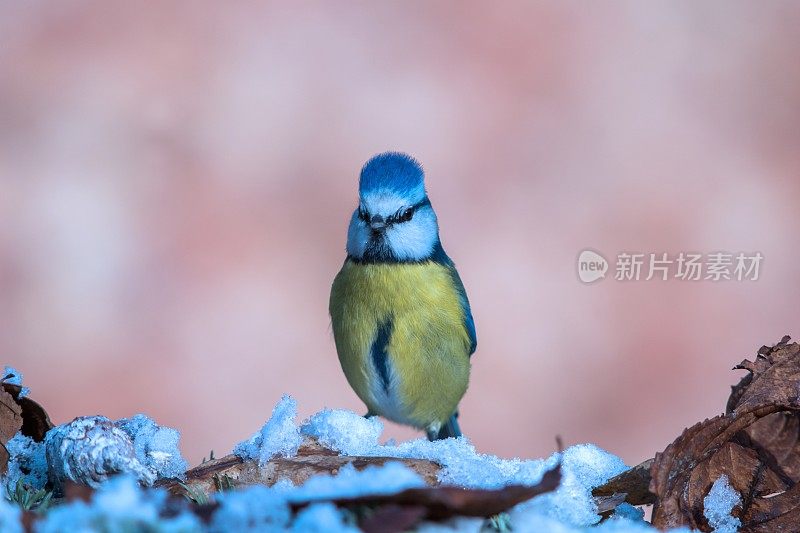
top-left (44, 416), bottom-right (155, 492)
top-left (703, 475), bottom-right (741, 533)
top-left (164, 438), bottom-right (442, 497)
top-left (234, 394), bottom-right (303, 465)
top-left (5, 433), bottom-right (48, 491)
top-left (117, 414), bottom-right (189, 480)
top-left (41, 413), bottom-right (188, 493)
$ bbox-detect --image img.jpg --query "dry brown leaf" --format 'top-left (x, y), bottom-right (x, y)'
top-left (0, 387), bottom-right (23, 475)
top-left (359, 505), bottom-right (427, 533)
top-left (592, 458), bottom-right (655, 507)
top-left (651, 335), bottom-right (800, 531)
top-left (0, 373), bottom-right (53, 476)
top-left (2, 383), bottom-right (53, 442)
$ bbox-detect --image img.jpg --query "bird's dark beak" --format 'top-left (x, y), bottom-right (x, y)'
top-left (369, 215), bottom-right (386, 232)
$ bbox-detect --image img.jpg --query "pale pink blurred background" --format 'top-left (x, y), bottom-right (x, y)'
top-left (2, 1), bottom-right (799, 467)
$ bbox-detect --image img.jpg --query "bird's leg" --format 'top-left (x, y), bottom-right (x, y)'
top-left (425, 421), bottom-right (443, 441)
top-left (427, 412), bottom-right (462, 441)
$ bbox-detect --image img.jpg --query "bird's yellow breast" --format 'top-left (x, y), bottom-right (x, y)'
top-left (329, 260), bottom-right (471, 429)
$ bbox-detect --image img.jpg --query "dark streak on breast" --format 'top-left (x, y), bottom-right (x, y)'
top-left (370, 318), bottom-right (393, 392)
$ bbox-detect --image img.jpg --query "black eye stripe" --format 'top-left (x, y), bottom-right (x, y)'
top-left (358, 198), bottom-right (430, 224)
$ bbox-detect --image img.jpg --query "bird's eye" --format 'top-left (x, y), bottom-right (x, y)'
top-left (397, 207), bottom-right (414, 223)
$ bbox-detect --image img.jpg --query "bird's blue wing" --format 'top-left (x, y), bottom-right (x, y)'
top-left (431, 242), bottom-right (477, 356)
top-left (448, 264), bottom-right (477, 356)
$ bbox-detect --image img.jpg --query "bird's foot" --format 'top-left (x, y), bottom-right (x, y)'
top-left (425, 422), bottom-right (443, 441)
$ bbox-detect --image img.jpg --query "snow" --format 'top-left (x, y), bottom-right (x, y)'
top-left (2, 366), bottom-right (29, 398)
top-left (233, 395), bottom-right (303, 465)
top-left (300, 409), bottom-right (383, 455)
top-left (210, 486), bottom-right (362, 532)
top-left (417, 517), bottom-right (483, 533)
top-left (294, 404), bottom-right (629, 528)
top-left (511, 444), bottom-right (627, 527)
top-left (593, 519), bottom-right (683, 533)
top-left (287, 462), bottom-right (425, 502)
top-left (209, 484), bottom-right (290, 532)
top-left (610, 503), bottom-right (645, 522)
top-left (291, 503), bottom-right (360, 533)
top-left (507, 506), bottom-right (693, 533)
top-left (703, 474), bottom-right (741, 533)
top-left (35, 475), bottom-right (201, 533)
top-left (117, 414), bottom-right (189, 480)
top-left (0, 498), bottom-right (23, 533)
top-left (5, 433), bottom-right (48, 492)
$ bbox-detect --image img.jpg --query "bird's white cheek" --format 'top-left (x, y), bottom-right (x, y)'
top-left (386, 218), bottom-right (438, 261)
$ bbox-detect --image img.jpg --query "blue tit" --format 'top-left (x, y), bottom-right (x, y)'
top-left (329, 152), bottom-right (477, 440)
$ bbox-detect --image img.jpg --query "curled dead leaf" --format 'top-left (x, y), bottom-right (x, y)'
top-left (592, 458), bottom-right (655, 508)
top-left (651, 335), bottom-right (800, 531)
top-left (0, 374), bottom-right (53, 482)
top-left (359, 504), bottom-right (427, 533)
top-left (2, 383), bottom-right (53, 442)
top-left (0, 387), bottom-right (23, 475)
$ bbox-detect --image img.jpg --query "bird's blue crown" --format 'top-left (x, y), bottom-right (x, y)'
top-left (359, 152), bottom-right (425, 198)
